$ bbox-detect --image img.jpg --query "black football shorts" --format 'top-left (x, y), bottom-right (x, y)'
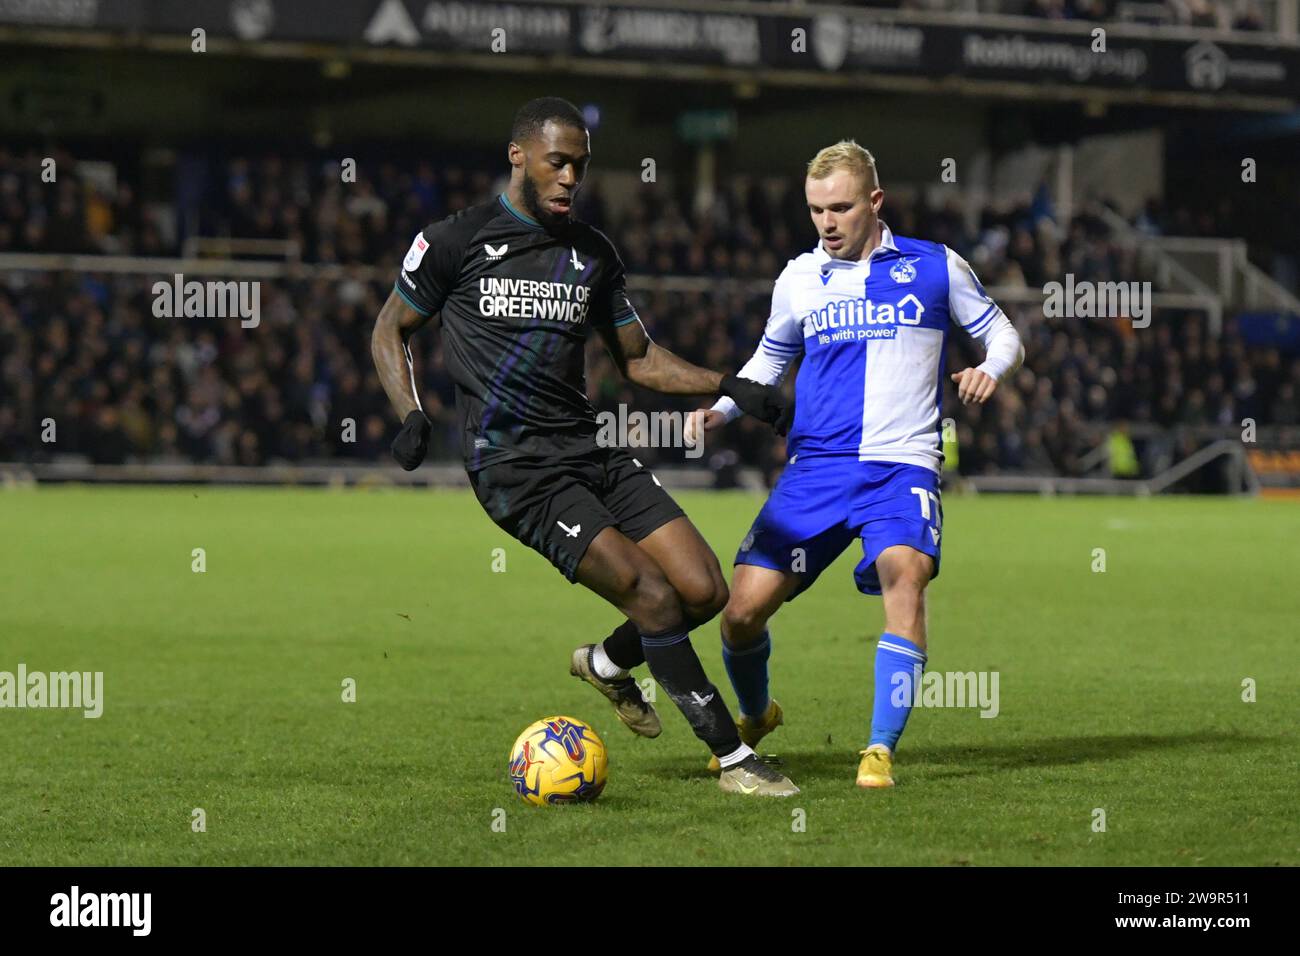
top-left (468, 446), bottom-right (686, 582)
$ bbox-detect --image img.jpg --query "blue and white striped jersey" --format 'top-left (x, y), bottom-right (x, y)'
top-left (715, 223), bottom-right (1023, 473)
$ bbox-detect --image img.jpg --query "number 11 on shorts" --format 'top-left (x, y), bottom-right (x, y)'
top-left (910, 487), bottom-right (941, 528)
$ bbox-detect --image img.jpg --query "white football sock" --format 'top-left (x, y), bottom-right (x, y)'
top-left (592, 643), bottom-right (630, 681)
top-left (717, 743), bottom-right (756, 769)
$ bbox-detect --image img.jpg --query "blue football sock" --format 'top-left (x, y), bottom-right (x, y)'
top-left (870, 632), bottom-right (928, 752)
top-left (722, 629), bottom-right (771, 719)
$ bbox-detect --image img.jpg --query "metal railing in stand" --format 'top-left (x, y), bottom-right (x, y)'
top-left (1144, 439), bottom-right (1259, 495)
top-left (961, 437), bottom-right (1260, 495)
top-left (1096, 206), bottom-right (1225, 334)
top-left (1130, 235), bottom-right (1300, 315)
top-left (180, 237), bottom-right (302, 262)
top-left (0, 459), bottom-right (737, 491)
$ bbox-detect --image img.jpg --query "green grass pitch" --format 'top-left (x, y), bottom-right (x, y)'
top-left (1, 484), bottom-right (1295, 866)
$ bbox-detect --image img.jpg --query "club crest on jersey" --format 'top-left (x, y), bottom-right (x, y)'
top-left (890, 256), bottom-right (919, 284)
top-left (485, 243), bottom-right (508, 262)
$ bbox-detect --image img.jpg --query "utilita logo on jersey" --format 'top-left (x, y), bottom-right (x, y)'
top-left (805, 294), bottom-right (924, 345)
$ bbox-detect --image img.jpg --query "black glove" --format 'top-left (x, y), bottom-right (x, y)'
top-left (721, 374), bottom-right (789, 431)
top-left (391, 410), bottom-right (432, 471)
top-left (774, 397), bottom-right (795, 438)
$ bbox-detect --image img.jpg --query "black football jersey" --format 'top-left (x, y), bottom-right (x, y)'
top-left (395, 194), bottom-right (639, 470)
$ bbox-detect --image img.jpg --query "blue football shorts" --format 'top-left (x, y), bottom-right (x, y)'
top-left (734, 456), bottom-right (942, 599)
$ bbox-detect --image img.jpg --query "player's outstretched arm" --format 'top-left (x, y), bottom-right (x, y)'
top-left (372, 289), bottom-right (435, 469)
top-left (596, 318), bottom-right (788, 427)
top-left (597, 316), bottom-right (720, 394)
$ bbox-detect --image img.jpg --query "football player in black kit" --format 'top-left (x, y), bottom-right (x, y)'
top-left (371, 97), bottom-right (798, 796)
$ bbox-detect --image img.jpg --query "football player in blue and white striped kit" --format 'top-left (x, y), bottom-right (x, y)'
top-left (690, 140), bottom-right (1024, 787)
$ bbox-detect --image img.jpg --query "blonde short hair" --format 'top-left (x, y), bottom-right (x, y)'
top-left (806, 140), bottom-right (879, 193)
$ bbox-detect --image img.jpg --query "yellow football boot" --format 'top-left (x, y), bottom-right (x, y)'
top-left (856, 744), bottom-right (895, 788)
